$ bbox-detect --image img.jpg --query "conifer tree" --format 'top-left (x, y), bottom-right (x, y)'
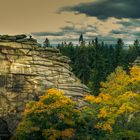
top-left (43, 38), bottom-right (50, 47)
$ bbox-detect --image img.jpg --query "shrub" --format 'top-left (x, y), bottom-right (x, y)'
top-left (12, 89), bottom-right (96, 140)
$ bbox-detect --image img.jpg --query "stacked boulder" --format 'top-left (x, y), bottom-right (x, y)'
top-left (132, 56), bottom-right (140, 66)
top-left (0, 35), bottom-right (89, 138)
top-left (0, 34), bottom-right (38, 45)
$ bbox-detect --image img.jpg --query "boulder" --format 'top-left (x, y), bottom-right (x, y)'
top-left (16, 38), bottom-right (38, 45)
top-left (0, 35), bottom-right (26, 41)
top-left (0, 36), bottom-right (17, 41)
top-left (132, 56), bottom-right (140, 66)
top-left (0, 40), bottom-right (90, 136)
top-left (14, 34), bottom-right (27, 40)
top-left (0, 35), bottom-right (39, 45)
top-left (0, 35), bottom-right (10, 40)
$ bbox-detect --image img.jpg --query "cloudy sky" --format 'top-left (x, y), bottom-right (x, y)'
top-left (0, 0), bottom-right (140, 44)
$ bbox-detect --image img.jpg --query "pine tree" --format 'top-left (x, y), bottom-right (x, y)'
top-left (79, 34), bottom-right (85, 46)
top-left (134, 39), bottom-right (139, 55)
top-left (43, 38), bottom-right (50, 47)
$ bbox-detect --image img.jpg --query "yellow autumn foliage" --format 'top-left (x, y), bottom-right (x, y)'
top-left (84, 66), bottom-right (140, 132)
top-left (13, 66), bottom-right (140, 139)
top-left (130, 66), bottom-right (140, 81)
top-left (61, 128), bottom-right (75, 138)
top-left (13, 88), bottom-right (88, 140)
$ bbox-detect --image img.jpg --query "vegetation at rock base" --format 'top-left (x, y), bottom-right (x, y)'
top-left (12, 89), bottom-right (95, 140)
top-left (58, 37), bottom-right (140, 95)
top-left (13, 66), bottom-right (140, 140)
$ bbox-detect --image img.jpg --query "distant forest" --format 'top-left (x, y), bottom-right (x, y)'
top-left (44, 35), bottom-right (140, 95)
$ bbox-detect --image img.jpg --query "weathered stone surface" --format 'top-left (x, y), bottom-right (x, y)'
top-left (0, 34), bottom-right (38, 46)
top-left (132, 56), bottom-right (140, 66)
top-left (0, 118), bottom-right (11, 140)
top-left (0, 35), bottom-right (26, 41)
top-left (0, 40), bottom-right (90, 137)
top-left (14, 35), bottom-right (27, 40)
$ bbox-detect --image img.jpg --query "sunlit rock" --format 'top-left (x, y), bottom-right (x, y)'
top-left (0, 36), bottom-right (89, 138)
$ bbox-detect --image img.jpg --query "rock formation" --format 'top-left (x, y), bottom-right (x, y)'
top-left (0, 35), bottom-right (89, 138)
top-left (132, 56), bottom-right (140, 66)
top-left (0, 34), bottom-right (38, 45)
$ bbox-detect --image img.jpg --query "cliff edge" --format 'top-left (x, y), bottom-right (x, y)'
top-left (0, 35), bottom-right (89, 137)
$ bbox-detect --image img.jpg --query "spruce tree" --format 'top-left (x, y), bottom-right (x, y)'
top-left (43, 38), bottom-right (50, 47)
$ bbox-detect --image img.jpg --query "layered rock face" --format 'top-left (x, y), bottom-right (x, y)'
top-left (132, 57), bottom-right (140, 66)
top-left (0, 35), bottom-right (89, 137)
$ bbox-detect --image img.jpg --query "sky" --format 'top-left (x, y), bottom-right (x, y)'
top-left (0, 0), bottom-right (140, 44)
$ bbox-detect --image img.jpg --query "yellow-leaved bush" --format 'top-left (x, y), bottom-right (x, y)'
top-left (12, 66), bottom-right (140, 140)
top-left (84, 66), bottom-right (140, 133)
top-left (12, 88), bottom-right (96, 140)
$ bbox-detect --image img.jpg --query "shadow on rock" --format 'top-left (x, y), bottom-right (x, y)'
top-left (0, 118), bottom-right (11, 140)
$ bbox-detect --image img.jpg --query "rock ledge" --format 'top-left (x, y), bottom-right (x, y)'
top-left (0, 38), bottom-right (89, 136)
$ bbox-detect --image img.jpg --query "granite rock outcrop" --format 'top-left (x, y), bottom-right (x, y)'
top-left (0, 35), bottom-right (89, 138)
top-left (132, 56), bottom-right (140, 66)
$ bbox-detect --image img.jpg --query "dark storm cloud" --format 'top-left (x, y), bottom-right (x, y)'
top-left (60, 0), bottom-right (140, 19)
top-left (118, 21), bottom-right (132, 27)
top-left (110, 29), bottom-right (140, 39)
top-left (118, 19), bottom-right (140, 27)
top-left (60, 26), bottom-right (85, 35)
top-left (32, 29), bottom-right (84, 37)
top-left (32, 31), bottom-right (65, 37)
top-left (32, 25), bottom-right (76, 37)
top-left (32, 24), bottom-right (97, 37)
top-left (60, 26), bottom-right (75, 33)
top-left (111, 30), bottom-right (128, 35)
top-left (133, 32), bottom-right (140, 37)
top-left (60, 24), bottom-right (96, 34)
top-left (60, 26), bottom-right (84, 34)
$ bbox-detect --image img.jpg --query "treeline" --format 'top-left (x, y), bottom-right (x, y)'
top-left (57, 37), bottom-right (140, 95)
